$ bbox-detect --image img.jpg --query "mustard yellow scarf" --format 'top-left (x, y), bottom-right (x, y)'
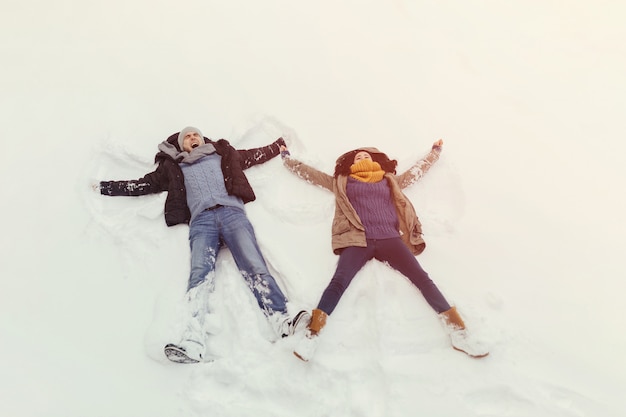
top-left (349, 159), bottom-right (385, 183)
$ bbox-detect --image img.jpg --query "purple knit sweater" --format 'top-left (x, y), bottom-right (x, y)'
top-left (346, 177), bottom-right (400, 239)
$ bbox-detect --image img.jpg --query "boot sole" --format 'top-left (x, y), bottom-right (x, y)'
top-left (453, 346), bottom-right (490, 358)
top-left (164, 344), bottom-right (201, 364)
top-left (283, 310), bottom-right (311, 338)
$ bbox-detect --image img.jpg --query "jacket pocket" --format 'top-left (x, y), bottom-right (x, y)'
top-left (409, 218), bottom-right (423, 241)
top-left (332, 218), bottom-right (351, 236)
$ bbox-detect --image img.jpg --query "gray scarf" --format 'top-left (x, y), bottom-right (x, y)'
top-left (158, 141), bottom-right (217, 164)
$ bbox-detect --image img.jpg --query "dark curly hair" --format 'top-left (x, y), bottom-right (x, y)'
top-left (334, 149), bottom-right (398, 178)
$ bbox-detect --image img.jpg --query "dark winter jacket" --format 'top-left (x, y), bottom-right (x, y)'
top-left (100, 132), bottom-right (285, 226)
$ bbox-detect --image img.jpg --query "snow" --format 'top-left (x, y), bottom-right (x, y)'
top-left (1, 1), bottom-right (625, 416)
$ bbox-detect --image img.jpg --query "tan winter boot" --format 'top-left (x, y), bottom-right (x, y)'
top-left (308, 308), bottom-right (327, 335)
top-left (439, 306), bottom-right (489, 358)
top-left (294, 309), bottom-right (328, 361)
top-left (439, 306), bottom-right (466, 330)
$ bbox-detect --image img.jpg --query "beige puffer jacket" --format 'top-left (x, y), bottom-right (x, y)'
top-left (283, 146), bottom-right (441, 255)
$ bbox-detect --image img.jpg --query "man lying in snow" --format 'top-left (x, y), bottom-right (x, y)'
top-left (98, 126), bottom-right (310, 363)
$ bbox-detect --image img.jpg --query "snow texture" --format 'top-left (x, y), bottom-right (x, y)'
top-left (1, 1), bottom-right (625, 416)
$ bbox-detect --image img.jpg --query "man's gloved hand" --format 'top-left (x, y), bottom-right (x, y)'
top-left (277, 137), bottom-right (290, 159)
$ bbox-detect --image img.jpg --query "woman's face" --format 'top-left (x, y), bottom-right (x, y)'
top-left (353, 151), bottom-right (372, 164)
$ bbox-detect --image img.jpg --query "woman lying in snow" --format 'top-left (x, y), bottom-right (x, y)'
top-left (280, 139), bottom-right (489, 361)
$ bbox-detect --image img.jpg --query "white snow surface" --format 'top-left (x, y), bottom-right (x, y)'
top-left (2, 1), bottom-right (626, 416)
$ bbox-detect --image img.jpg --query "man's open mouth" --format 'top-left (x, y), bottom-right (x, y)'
top-left (192, 143), bottom-right (199, 149)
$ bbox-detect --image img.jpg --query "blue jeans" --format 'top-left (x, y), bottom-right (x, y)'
top-left (188, 206), bottom-right (288, 316)
top-left (317, 237), bottom-right (451, 315)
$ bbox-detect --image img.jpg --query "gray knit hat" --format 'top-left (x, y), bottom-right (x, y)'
top-left (177, 126), bottom-right (204, 150)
